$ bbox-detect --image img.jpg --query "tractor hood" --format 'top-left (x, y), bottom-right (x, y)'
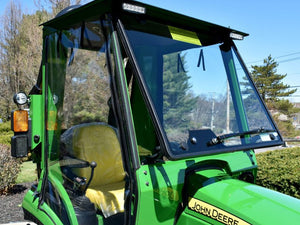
top-left (183, 179), bottom-right (300, 225)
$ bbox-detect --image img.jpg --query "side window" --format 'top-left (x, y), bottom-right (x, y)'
top-left (124, 58), bottom-right (159, 161)
top-left (45, 19), bottom-right (126, 222)
top-left (62, 48), bottom-right (111, 128)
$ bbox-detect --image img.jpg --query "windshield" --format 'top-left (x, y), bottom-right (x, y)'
top-left (123, 20), bottom-right (283, 157)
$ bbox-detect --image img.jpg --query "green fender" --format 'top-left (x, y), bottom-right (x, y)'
top-left (22, 190), bottom-right (64, 225)
top-left (178, 179), bottom-right (300, 225)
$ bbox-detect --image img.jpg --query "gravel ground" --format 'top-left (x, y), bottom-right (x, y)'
top-left (0, 183), bottom-right (33, 224)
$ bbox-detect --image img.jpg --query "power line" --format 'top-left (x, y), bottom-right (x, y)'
top-left (276, 52), bottom-right (300, 60)
top-left (245, 51), bottom-right (300, 65)
top-left (278, 56), bottom-right (300, 64)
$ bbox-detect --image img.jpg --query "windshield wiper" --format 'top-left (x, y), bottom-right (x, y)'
top-left (207, 128), bottom-right (276, 146)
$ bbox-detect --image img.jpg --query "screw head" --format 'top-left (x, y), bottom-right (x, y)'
top-left (34, 135), bottom-right (40, 143)
top-left (191, 137), bottom-right (197, 144)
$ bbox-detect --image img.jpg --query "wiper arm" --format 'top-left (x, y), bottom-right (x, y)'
top-left (207, 128), bottom-right (276, 146)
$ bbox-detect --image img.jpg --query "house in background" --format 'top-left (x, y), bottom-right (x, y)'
top-left (293, 102), bottom-right (300, 130)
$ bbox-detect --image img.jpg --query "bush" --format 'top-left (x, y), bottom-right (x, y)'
top-left (273, 115), bottom-right (300, 138)
top-left (0, 144), bottom-right (21, 194)
top-left (0, 121), bottom-right (11, 132)
top-left (256, 147), bottom-right (300, 199)
top-left (0, 122), bottom-right (13, 145)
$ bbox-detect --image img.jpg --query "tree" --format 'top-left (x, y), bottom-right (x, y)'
top-left (0, 1), bottom-right (23, 120)
top-left (163, 53), bottom-right (197, 141)
top-left (251, 55), bottom-right (300, 137)
top-left (63, 49), bottom-right (110, 127)
top-left (0, 0), bottom-right (48, 121)
top-left (35, 0), bottom-right (83, 17)
top-left (251, 55), bottom-right (296, 102)
top-left (0, 0), bottom-right (89, 122)
top-left (18, 11), bottom-right (48, 86)
top-left (251, 55), bottom-right (298, 115)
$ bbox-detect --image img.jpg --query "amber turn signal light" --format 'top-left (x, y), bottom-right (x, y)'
top-left (12, 110), bottom-right (28, 132)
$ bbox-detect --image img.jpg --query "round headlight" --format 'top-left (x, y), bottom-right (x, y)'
top-left (13, 92), bottom-right (28, 105)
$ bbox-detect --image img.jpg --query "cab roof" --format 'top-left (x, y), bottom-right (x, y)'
top-left (43, 0), bottom-right (248, 42)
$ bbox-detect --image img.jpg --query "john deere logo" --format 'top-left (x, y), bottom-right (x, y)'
top-left (188, 198), bottom-right (251, 225)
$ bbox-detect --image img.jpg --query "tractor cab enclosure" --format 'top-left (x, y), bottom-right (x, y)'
top-left (10, 0), bottom-right (300, 225)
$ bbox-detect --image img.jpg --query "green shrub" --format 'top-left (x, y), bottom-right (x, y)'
top-left (0, 144), bottom-right (21, 194)
top-left (256, 147), bottom-right (300, 199)
top-left (0, 122), bottom-right (13, 145)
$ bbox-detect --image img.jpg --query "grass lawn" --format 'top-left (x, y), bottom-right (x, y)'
top-left (16, 161), bottom-right (37, 183)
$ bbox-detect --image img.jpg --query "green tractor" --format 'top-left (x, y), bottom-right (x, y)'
top-left (11, 0), bottom-right (300, 224)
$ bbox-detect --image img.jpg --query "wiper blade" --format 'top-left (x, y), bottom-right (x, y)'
top-left (207, 128), bottom-right (276, 146)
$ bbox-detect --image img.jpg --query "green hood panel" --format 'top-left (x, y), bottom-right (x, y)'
top-left (187, 179), bottom-right (300, 224)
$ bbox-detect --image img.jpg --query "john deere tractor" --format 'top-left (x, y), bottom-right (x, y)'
top-left (11, 0), bottom-right (300, 224)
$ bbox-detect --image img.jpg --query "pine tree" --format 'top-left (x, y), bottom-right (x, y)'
top-left (251, 55), bottom-right (300, 137)
top-left (251, 55), bottom-right (296, 102)
top-left (163, 53), bottom-right (197, 132)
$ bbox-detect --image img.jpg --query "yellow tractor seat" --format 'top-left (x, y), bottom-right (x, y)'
top-left (63, 122), bottom-right (125, 218)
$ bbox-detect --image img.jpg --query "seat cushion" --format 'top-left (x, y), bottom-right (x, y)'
top-left (86, 181), bottom-right (125, 218)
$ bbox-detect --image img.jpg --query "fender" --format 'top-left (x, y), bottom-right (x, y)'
top-left (177, 178), bottom-right (300, 225)
top-left (22, 189), bottom-right (64, 225)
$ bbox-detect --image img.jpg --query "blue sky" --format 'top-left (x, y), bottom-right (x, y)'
top-left (1, 0), bottom-right (300, 101)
